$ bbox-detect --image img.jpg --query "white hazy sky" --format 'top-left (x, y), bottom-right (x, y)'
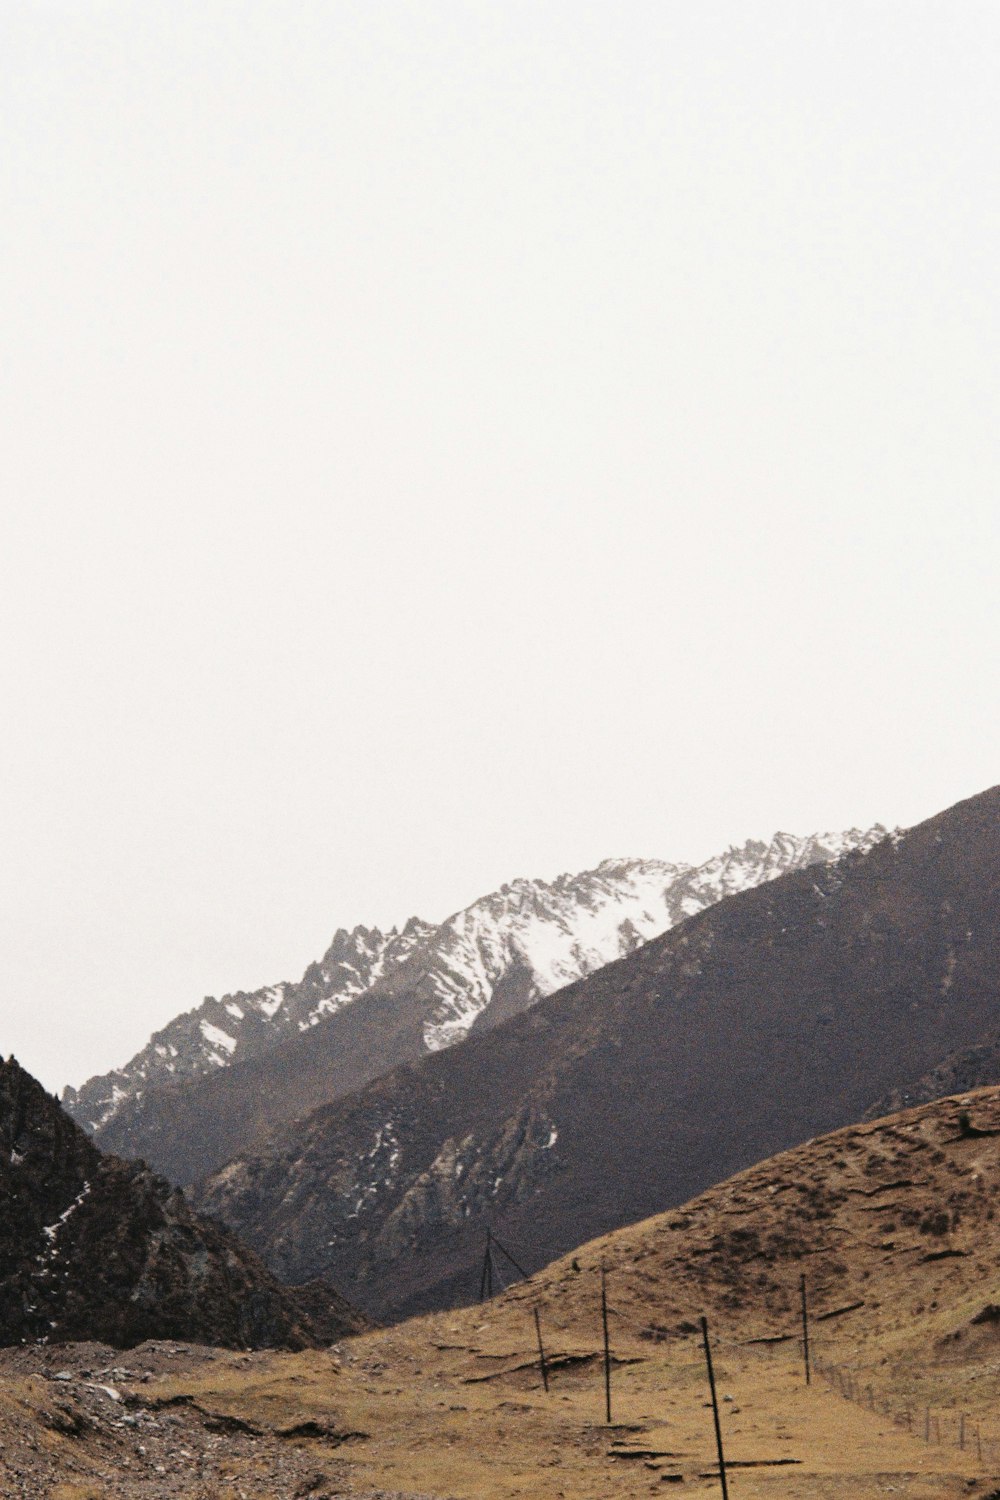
top-left (3, 2), bottom-right (999, 1093)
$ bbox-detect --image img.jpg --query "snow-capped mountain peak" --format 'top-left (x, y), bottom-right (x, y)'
top-left (412, 829), bottom-right (888, 1051)
top-left (63, 825), bottom-right (889, 1138)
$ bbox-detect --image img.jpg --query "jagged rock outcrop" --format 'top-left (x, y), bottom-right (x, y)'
top-left (0, 1057), bottom-right (366, 1349)
top-left (62, 919), bottom-right (436, 1133)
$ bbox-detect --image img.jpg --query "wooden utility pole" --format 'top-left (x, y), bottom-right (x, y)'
top-left (601, 1264), bottom-right (612, 1424)
top-left (700, 1316), bottom-right (729, 1500)
top-left (479, 1228), bottom-right (494, 1302)
top-left (799, 1274), bottom-right (811, 1386)
top-left (533, 1307), bottom-right (549, 1393)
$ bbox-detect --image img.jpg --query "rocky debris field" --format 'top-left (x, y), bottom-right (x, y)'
top-left (0, 1340), bottom-right (433, 1500)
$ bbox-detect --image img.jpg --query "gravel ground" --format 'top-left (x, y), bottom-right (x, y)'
top-left (0, 1342), bottom-right (434, 1500)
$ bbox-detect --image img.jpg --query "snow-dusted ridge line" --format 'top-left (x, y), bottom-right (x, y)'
top-left (62, 826), bottom-right (889, 1135)
top-left (417, 828), bottom-right (888, 1052)
top-left (62, 918), bottom-right (435, 1132)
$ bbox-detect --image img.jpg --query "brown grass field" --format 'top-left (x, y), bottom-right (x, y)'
top-left (133, 1314), bottom-right (994, 1500)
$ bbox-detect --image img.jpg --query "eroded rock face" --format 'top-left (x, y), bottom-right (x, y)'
top-left (374, 1105), bottom-right (563, 1263)
top-left (0, 1057), bottom-right (366, 1349)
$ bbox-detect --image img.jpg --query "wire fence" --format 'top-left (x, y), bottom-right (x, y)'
top-left (811, 1349), bottom-right (998, 1465)
top-left (471, 1227), bottom-right (1000, 1483)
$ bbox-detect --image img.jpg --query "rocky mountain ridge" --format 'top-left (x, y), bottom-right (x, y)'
top-left (191, 787), bottom-right (1000, 1321)
top-left (0, 1056), bottom-right (365, 1349)
top-left (62, 918), bottom-right (437, 1134)
top-left (64, 827), bottom-right (886, 1150)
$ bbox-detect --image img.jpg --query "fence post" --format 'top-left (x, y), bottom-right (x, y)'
top-left (700, 1316), bottom-right (729, 1500)
top-left (799, 1274), bottom-right (811, 1386)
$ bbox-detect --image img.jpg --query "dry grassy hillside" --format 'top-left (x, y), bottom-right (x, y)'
top-left (10, 1086), bottom-right (1000, 1497)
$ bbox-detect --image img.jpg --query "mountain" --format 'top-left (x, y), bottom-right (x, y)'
top-left (0, 1056), bottom-right (366, 1349)
top-left (192, 787), bottom-right (1000, 1322)
top-left (63, 829), bottom-right (885, 1185)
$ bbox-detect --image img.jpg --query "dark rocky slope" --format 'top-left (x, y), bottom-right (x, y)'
top-left (194, 786), bottom-right (1000, 1321)
top-left (0, 1057), bottom-right (366, 1349)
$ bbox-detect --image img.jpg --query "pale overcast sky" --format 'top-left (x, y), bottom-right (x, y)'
top-left (3, 2), bottom-right (999, 1092)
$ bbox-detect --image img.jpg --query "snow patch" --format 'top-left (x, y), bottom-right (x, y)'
top-left (257, 986), bottom-right (286, 1019)
top-left (199, 1021), bottom-right (236, 1055)
top-left (42, 1182), bottom-right (91, 1247)
top-left (419, 832), bottom-right (888, 1053)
